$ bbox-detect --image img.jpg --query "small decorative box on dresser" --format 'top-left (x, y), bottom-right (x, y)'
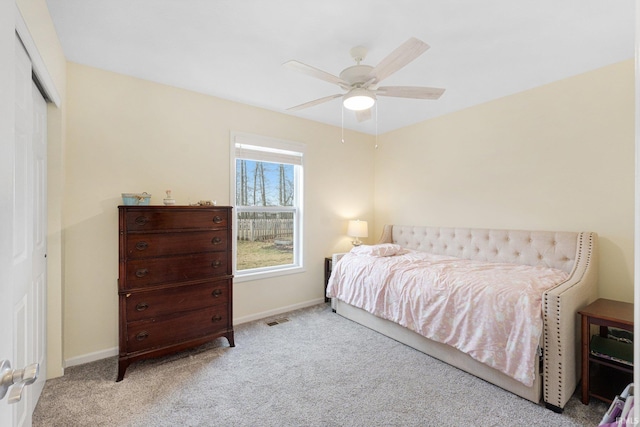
top-left (117, 205), bottom-right (234, 381)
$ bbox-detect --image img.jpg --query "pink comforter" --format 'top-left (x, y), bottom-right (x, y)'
top-left (326, 249), bottom-right (569, 386)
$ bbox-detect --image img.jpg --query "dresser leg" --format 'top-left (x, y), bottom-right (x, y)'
top-left (116, 359), bottom-right (129, 382)
top-left (224, 331), bottom-right (235, 347)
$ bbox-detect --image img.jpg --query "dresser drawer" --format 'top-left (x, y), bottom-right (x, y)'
top-left (126, 305), bottom-right (230, 353)
top-left (124, 209), bottom-right (229, 232)
top-left (124, 252), bottom-right (229, 289)
top-left (125, 230), bottom-right (228, 259)
top-left (125, 280), bottom-right (230, 322)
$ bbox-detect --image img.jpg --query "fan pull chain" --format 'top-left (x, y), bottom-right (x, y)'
top-left (341, 105), bottom-right (345, 143)
top-left (375, 103), bottom-right (379, 149)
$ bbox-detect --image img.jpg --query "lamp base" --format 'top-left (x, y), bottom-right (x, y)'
top-left (351, 238), bottom-right (363, 246)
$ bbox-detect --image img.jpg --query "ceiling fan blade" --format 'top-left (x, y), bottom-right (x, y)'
top-left (287, 93), bottom-right (343, 111)
top-left (369, 38), bottom-right (430, 84)
top-left (355, 108), bottom-right (372, 122)
top-left (376, 86), bottom-right (445, 100)
top-left (283, 60), bottom-right (350, 89)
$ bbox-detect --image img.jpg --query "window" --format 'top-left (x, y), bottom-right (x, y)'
top-left (231, 132), bottom-right (304, 280)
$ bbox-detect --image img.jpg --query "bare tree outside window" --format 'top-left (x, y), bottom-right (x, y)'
top-left (235, 159), bottom-right (296, 270)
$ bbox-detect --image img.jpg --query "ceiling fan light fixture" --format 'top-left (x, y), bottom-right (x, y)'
top-left (343, 88), bottom-right (376, 111)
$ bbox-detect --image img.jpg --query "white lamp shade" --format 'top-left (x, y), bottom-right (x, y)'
top-left (343, 88), bottom-right (376, 111)
top-left (347, 220), bottom-right (368, 238)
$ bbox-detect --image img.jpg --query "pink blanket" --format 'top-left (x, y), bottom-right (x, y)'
top-left (326, 249), bottom-right (569, 386)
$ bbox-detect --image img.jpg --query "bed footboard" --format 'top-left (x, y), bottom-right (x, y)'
top-left (542, 231), bottom-right (598, 411)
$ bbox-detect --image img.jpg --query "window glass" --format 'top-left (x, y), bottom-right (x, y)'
top-left (231, 134), bottom-right (304, 278)
top-left (236, 160), bottom-right (295, 270)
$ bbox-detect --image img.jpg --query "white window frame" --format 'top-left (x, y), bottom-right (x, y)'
top-left (230, 132), bottom-right (305, 282)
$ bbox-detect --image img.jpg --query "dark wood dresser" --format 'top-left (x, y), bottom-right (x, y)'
top-left (117, 205), bottom-right (234, 381)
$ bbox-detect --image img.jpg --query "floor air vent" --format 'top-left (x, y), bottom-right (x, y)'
top-left (266, 317), bottom-right (290, 326)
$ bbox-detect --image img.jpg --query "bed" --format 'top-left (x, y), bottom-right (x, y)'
top-left (327, 225), bottom-right (598, 412)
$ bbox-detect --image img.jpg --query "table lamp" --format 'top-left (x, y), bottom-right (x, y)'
top-left (347, 220), bottom-right (368, 246)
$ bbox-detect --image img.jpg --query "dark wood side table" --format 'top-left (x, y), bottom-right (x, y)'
top-left (578, 298), bottom-right (633, 404)
top-left (324, 257), bottom-right (332, 302)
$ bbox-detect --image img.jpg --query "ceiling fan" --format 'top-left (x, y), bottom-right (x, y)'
top-left (283, 37), bottom-right (445, 122)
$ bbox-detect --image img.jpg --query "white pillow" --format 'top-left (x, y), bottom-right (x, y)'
top-left (350, 243), bottom-right (404, 257)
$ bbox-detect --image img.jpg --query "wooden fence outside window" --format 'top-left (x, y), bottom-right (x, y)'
top-left (237, 218), bottom-right (293, 243)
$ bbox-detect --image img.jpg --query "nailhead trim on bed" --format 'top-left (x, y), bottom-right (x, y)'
top-left (542, 232), bottom-right (596, 410)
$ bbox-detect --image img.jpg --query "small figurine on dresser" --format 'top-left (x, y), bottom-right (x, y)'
top-left (163, 189), bottom-right (176, 205)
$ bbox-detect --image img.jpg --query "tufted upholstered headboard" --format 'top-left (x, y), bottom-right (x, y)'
top-left (378, 225), bottom-right (586, 274)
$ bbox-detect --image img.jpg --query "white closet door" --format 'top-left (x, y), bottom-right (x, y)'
top-left (31, 73), bottom-right (48, 411)
top-left (0, 35), bottom-right (48, 427)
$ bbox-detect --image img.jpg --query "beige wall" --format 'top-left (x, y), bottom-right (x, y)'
top-left (375, 60), bottom-right (635, 303)
top-left (17, 0), bottom-right (67, 378)
top-left (64, 62), bottom-right (374, 361)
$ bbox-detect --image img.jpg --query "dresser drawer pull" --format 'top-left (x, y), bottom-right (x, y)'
top-left (135, 302), bottom-right (149, 311)
top-left (134, 216), bottom-right (149, 226)
top-left (135, 268), bottom-right (149, 278)
top-left (211, 236), bottom-right (222, 245)
top-left (212, 215), bottom-right (223, 224)
top-left (212, 289), bottom-right (223, 298)
top-left (211, 260), bottom-right (222, 268)
top-left (135, 241), bottom-right (148, 251)
top-left (211, 315), bottom-right (223, 323)
top-left (136, 331), bottom-right (149, 341)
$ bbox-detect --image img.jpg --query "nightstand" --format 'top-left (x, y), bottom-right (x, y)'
top-left (579, 298), bottom-right (633, 404)
top-left (324, 257), bottom-right (332, 303)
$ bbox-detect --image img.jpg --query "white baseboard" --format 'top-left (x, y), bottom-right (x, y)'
top-left (62, 299), bottom-right (325, 369)
top-left (233, 298), bottom-right (325, 325)
top-left (65, 347), bottom-right (118, 368)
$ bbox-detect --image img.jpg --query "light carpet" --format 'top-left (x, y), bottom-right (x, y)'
top-left (33, 303), bottom-right (609, 426)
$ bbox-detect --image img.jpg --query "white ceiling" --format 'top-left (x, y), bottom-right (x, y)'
top-left (45, 0), bottom-right (635, 135)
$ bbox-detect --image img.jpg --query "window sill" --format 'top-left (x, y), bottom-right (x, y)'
top-left (234, 265), bottom-right (306, 283)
